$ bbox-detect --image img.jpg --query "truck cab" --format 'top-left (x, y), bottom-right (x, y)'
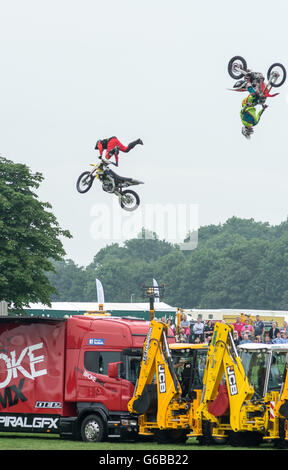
top-left (0, 315), bottom-right (177, 442)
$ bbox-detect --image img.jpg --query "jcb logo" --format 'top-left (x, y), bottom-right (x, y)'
top-left (227, 366), bottom-right (238, 396)
top-left (158, 364), bottom-right (166, 393)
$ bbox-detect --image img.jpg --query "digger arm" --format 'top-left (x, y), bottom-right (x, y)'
top-left (127, 320), bottom-right (181, 428)
top-left (197, 322), bottom-right (254, 431)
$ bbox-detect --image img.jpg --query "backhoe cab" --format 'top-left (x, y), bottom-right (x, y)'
top-left (127, 320), bottom-right (208, 443)
top-left (197, 322), bottom-right (288, 447)
top-left (238, 342), bottom-right (288, 447)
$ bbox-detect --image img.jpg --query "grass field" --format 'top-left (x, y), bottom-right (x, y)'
top-left (0, 433), bottom-right (276, 451)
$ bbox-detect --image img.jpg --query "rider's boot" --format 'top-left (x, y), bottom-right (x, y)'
top-left (126, 139), bottom-right (144, 152)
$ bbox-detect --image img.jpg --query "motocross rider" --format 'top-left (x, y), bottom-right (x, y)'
top-left (95, 136), bottom-right (143, 166)
top-left (240, 76), bottom-right (268, 138)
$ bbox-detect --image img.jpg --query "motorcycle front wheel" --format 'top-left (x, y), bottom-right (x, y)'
top-left (267, 63), bottom-right (287, 87)
top-left (228, 56), bottom-right (247, 79)
top-left (119, 190), bottom-right (140, 211)
top-left (76, 171), bottom-right (94, 193)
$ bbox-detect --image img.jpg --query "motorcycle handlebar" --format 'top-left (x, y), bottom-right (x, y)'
top-left (98, 157), bottom-right (115, 166)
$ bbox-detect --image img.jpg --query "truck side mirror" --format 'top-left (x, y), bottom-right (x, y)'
top-left (108, 361), bottom-right (122, 379)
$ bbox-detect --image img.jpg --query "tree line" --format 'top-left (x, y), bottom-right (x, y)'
top-left (1, 156), bottom-right (288, 311)
top-left (47, 217), bottom-right (288, 310)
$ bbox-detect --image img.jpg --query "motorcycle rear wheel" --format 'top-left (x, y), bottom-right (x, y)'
top-left (76, 171), bottom-right (94, 193)
top-left (267, 63), bottom-right (286, 87)
top-left (119, 190), bottom-right (140, 211)
top-left (228, 56), bottom-right (247, 79)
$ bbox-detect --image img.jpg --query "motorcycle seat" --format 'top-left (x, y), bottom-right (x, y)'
top-left (108, 169), bottom-right (133, 182)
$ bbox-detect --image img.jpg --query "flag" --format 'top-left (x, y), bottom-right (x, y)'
top-left (96, 279), bottom-right (105, 305)
top-left (153, 278), bottom-right (160, 303)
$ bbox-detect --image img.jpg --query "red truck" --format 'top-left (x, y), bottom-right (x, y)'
top-left (0, 314), bottom-right (174, 442)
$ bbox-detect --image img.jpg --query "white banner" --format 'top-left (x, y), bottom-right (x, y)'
top-left (153, 278), bottom-right (160, 303)
top-left (96, 279), bottom-right (105, 304)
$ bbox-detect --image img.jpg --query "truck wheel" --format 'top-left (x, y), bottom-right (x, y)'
top-left (80, 414), bottom-right (106, 442)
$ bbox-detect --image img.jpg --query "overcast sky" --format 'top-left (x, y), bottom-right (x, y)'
top-left (1, 0), bottom-right (288, 266)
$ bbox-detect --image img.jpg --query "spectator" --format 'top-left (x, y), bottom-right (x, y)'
top-left (253, 335), bottom-right (261, 343)
top-left (167, 318), bottom-right (176, 335)
top-left (253, 315), bottom-right (265, 338)
top-left (282, 333), bottom-right (288, 343)
top-left (272, 331), bottom-right (285, 344)
top-left (281, 321), bottom-right (288, 336)
top-left (269, 322), bottom-right (280, 341)
top-left (180, 314), bottom-right (190, 329)
top-left (240, 319), bottom-right (254, 338)
top-left (240, 333), bottom-right (252, 344)
top-left (178, 334), bottom-right (187, 343)
top-left (193, 336), bottom-right (201, 344)
top-left (203, 335), bottom-right (210, 345)
top-left (233, 330), bottom-right (240, 346)
top-left (177, 327), bottom-right (188, 343)
top-left (233, 316), bottom-right (244, 337)
top-left (180, 314), bottom-right (190, 337)
top-left (193, 316), bottom-right (204, 342)
top-left (264, 334), bottom-right (271, 344)
top-left (204, 320), bottom-right (214, 342)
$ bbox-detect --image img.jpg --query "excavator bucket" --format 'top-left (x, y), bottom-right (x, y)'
top-left (132, 384), bottom-right (157, 414)
top-left (207, 384), bottom-right (230, 417)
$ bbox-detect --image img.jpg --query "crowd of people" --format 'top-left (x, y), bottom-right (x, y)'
top-left (162, 313), bottom-right (288, 346)
top-left (232, 316), bottom-right (288, 346)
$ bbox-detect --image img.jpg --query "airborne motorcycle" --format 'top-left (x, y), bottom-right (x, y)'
top-left (76, 156), bottom-right (144, 212)
top-left (228, 55), bottom-right (286, 94)
top-left (227, 56), bottom-right (287, 138)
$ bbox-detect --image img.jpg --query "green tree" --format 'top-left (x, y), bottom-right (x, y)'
top-left (0, 157), bottom-right (72, 308)
top-left (46, 259), bottom-right (87, 301)
top-left (45, 216), bottom-right (288, 310)
top-left (84, 235), bottom-right (176, 303)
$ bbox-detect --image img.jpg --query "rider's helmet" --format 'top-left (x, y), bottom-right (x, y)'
top-left (242, 126), bottom-right (253, 139)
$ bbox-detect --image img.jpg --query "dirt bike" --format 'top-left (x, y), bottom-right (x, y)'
top-left (228, 56), bottom-right (286, 138)
top-left (76, 154), bottom-right (144, 211)
top-left (228, 55), bottom-right (286, 97)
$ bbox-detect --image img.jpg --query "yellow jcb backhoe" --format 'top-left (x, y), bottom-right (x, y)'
top-left (127, 319), bottom-right (208, 444)
top-left (197, 322), bottom-right (288, 447)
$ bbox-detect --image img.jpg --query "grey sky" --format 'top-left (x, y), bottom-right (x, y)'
top-left (1, 0), bottom-right (288, 266)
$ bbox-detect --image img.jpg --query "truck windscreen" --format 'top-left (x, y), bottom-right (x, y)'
top-left (123, 350), bottom-right (142, 384)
